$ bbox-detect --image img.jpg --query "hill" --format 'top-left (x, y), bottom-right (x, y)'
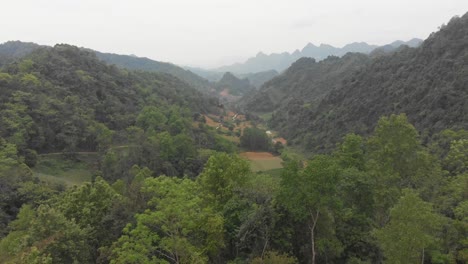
top-left (0, 44), bottom-right (218, 154)
top-left (262, 15), bottom-right (468, 152)
top-left (94, 51), bottom-right (213, 92)
top-left (213, 39), bottom-right (421, 74)
top-left (241, 53), bottom-right (371, 112)
top-left (237, 70), bottom-right (278, 88)
top-left (0, 41), bottom-right (42, 67)
top-left (216, 72), bottom-right (254, 97)
top-left (0, 41), bottom-right (213, 93)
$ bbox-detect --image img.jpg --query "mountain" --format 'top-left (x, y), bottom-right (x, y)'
top-left (216, 72), bottom-right (254, 96)
top-left (94, 51), bottom-right (213, 92)
top-left (0, 44), bottom-right (218, 154)
top-left (184, 66), bottom-right (278, 89)
top-left (0, 41), bottom-right (213, 93)
top-left (241, 53), bottom-right (370, 113)
top-left (184, 66), bottom-right (225, 82)
top-left (370, 38), bottom-right (423, 55)
top-left (213, 39), bottom-right (422, 74)
top-left (0, 41), bottom-right (42, 66)
top-left (214, 51), bottom-right (298, 74)
top-left (237, 70), bottom-right (279, 88)
top-left (260, 15), bottom-right (467, 152)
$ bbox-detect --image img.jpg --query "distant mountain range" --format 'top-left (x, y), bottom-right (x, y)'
top-left (241, 15), bottom-right (467, 152)
top-left (212, 39), bottom-right (423, 74)
top-left (185, 67), bottom-right (279, 89)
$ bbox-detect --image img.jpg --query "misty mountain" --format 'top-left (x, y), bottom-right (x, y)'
top-left (216, 72), bottom-right (254, 96)
top-left (213, 39), bottom-right (422, 74)
top-left (370, 38), bottom-right (423, 55)
top-left (257, 15), bottom-right (467, 152)
top-left (94, 52), bottom-right (213, 92)
top-left (185, 67), bottom-right (278, 89)
top-left (236, 70), bottom-right (279, 88)
top-left (184, 66), bottom-right (224, 82)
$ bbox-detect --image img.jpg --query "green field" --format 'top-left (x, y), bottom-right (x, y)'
top-left (248, 158), bottom-right (283, 172)
top-left (33, 153), bottom-right (98, 187)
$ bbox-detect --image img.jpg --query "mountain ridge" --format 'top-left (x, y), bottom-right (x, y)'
top-left (212, 39), bottom-right (422, 74)
top-left (256, 15), bottom-right (467, 152)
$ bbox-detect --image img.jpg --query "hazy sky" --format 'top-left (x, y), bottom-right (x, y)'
top-left (1, 0), bottom-right (468, 68)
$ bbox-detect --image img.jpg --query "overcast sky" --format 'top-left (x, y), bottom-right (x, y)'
top-left (1, 0), bottom-right (467, 68)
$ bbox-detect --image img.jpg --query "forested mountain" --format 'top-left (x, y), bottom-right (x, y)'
top-left (0, 44), bottom-right (231, 173)
top-left (371, 38), bottom-right (423, 54)
top-left (213, 39), bottom-right (421, 74)
top-left (263, 14), bottom-right (468, 152)
top-left (237, 69), bottom-right (279, 88)
top-left (94, 51), bottom-right (213, 92)
top-left (0, 41), bottom-right (213, 93)
top-left (0, 41), bottom-right (42, 67)
top-left (215, 72), bottom-right (254, 96)
top-left (241, 53), bottom-right (371, 112)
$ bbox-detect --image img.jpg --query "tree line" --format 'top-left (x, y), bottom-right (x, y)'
top-left (1, 114), bottom-right (466, 263)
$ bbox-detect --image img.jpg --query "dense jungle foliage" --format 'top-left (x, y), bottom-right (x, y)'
top-left (0, 113), bottom-right (467, 263)
top-left (0, 12), bottom-right (467, 264)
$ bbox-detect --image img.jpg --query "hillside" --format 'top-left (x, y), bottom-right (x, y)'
top-left (0, 41), bottom-right (42, 66)
top-left (237, 69), bottom-right (278, 88)
top-left (94, 51), bottom-right (213, 92)
top-left (266, 14), bottom-right (468, 152)
top-left (215, 72), bottom-right (254, 96)
top-left (0, 41), bottom-right (213, 93)
top-left (242, 53), bottom-right (371, 112)
top-left (213, 39), bottom-right (421, 74)
top-left (0, 44), bottom-right (218, 154)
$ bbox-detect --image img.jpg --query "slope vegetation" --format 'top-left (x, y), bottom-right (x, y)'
top-left (264, 14), bottom-right (468, 152)
top-left (95, 51), bottom-right (213, 92)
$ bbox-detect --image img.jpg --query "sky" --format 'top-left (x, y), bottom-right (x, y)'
top-left (1, 0), bottom-right (468, 68)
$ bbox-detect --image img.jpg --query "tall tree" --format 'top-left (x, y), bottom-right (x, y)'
top-left (375, 189), bottom-right (444, 264)
top-left (278, 156), bottom-right (342, 264)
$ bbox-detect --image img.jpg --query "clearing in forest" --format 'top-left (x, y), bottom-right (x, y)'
top-left (240, 152), bottom-right (283, 172)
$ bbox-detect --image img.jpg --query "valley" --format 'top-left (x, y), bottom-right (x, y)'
top-left (0, 7), bottom-right (467, 264)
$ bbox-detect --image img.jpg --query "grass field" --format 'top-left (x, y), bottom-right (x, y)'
top-left (33, 153), bottom-right (98, 187)
top-left (240, 152), bottom-right (284, 172)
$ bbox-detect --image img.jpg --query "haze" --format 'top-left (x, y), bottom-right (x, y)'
top-left (1, 0), bottom-right (467, 68)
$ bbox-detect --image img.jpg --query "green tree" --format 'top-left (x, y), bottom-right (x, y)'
top-left (374, 189), bottom-right (444, 264)
top-left (0, 204), bottom-right (91, 263)
top-left (334, 133), bottom-right (365, 170)
top-left (278, 156), bottom-right (342, 264)
top-left (55, 177), bottom-right (120, 258)
top-left (198, 153), bottom-right (250, 210)
top-left (240, 127), bottom-right (272, 151)
top-left (444, 139), bottom-right (468, 175)
top-left (136, 106), bottom-right (167, 132)
top-left (367, 114), bottom-right (443, 224)
top-left (110, 176), bottom-right (224, 263)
